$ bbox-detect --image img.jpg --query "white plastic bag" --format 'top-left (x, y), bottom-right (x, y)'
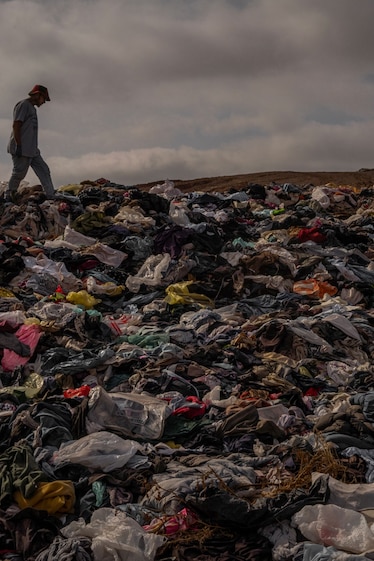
top-left (53, 431), bottom-right (143, 472)
top-left (292, 504), bottom-right (374, 554)
top-left (311, 186), bottom-right (330, 209)
top-left (62, 507), bottom-right (165, 561)
top-left (169, 202), bottom-right (191, 226)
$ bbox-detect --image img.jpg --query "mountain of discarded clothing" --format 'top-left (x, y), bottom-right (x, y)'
top-left (1, 173), bottom-right (374, 560)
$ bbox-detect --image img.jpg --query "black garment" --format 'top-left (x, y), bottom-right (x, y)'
top-left (185, 474), bottom-right (329, 530)
top-left (153, 224), bottom-right (192, 259)
top-left (0, 331), bottom-right (30, 355)
top-left (157, 532), bottom-right (272, 561)
top-left (0, 507), bottom-right (61, 560)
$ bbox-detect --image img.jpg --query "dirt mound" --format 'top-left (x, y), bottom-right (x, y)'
top-left (137, 168), bottom-right (374, 193)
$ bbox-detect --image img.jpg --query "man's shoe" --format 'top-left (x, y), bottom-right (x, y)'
top-left (3, 191), bottom-right (18, 203)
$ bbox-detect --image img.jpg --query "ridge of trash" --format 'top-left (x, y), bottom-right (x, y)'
top-left (1, 176), bottom-right (374, 560)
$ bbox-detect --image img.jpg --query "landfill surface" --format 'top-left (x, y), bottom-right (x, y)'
top-left (1, 172), bottom-right (374, 560)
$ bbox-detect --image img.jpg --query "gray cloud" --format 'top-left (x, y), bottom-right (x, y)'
top-left (1, 0), bottom-right (374, 188)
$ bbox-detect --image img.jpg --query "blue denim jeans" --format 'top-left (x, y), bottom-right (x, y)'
top-left (8, 154), bottom-right (55, 198)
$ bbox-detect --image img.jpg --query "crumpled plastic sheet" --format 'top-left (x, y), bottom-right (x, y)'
top-left (52, 431), bottom-right (145, 473)
top-left (61, 507), bottom-right (165, 561)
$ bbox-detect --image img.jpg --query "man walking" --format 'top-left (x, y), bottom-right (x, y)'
top-left (5, 84), bottom-right (55, 202)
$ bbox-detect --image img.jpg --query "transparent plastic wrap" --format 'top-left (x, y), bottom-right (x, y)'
top-left (52, 431), bottom-right (143, 472)
top-left (102, 309), bottom-right (142, 336)
top-left (62, 507), bottom-right (165, 561)
top-left (125, 253), bottom-right (171, 293)
top-left (22, 254), bottom-right (82, 292)
top-left (87, 386), bottom-right (170, 440)
top-left (292, 504), bottom-right (374, 554)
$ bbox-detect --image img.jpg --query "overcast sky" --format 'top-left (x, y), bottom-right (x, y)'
top-left (1, 0), bottom-right (374, 189)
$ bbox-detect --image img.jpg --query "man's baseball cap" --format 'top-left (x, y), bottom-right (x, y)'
top-left (28, 85), bottom-right (50, 101)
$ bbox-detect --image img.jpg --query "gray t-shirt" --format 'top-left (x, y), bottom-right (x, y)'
top-left (7, 98), bottom-right (39, 157)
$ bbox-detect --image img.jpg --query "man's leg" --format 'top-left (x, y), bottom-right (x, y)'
top-left (30, 154), bottom-right (55, 198)
top-left (5, 156), bottom-right (30, 200)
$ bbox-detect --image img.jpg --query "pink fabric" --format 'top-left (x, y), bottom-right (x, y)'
top-left (1, 323), bottom-right (42, 371)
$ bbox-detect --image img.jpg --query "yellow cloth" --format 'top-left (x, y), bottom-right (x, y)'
top-left (0, 288), bottom-right (15, 297)
top-left (165, 281), bottom-right (214, 307)
top-left (14, 480), bottom-right (75, 514)
top-left (66, 289), bottom-right (101, 309)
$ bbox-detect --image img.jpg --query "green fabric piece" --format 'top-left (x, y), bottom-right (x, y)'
top-left (92, 480), bottom-right (107, 507)
top-left (162, 416), bottom-right (213, 440)
top-left (0, 373), bottom-right (44, 401)
top-left (71, 210), bottom-right (109, 234)
top-left (0, 443), bottom-right (49, 508)
top-left (123, 333), bottom-right (169, 348)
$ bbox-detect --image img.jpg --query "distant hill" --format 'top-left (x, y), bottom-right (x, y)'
top-left (137, 169), bottom-right (374, 193)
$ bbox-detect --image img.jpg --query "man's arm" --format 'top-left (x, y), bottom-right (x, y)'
top-left (13, 120), bottom-right (23, 146)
